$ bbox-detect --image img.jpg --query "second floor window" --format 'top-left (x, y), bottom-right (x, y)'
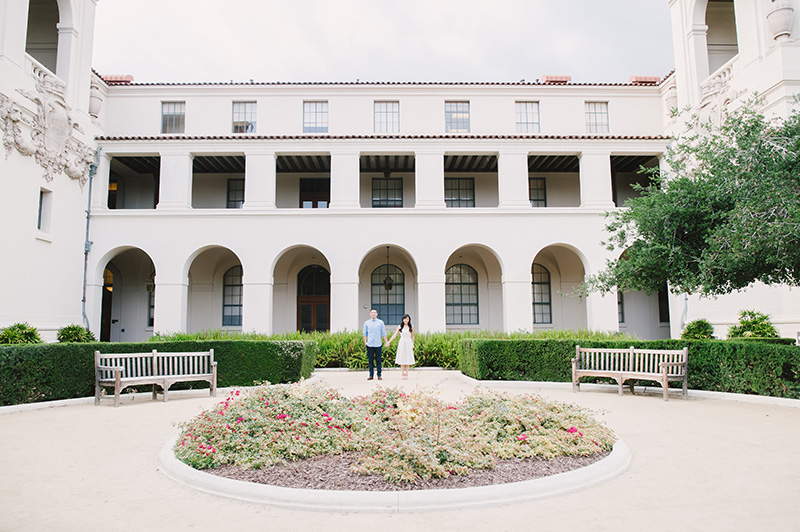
top-left (516, 101), bottom-right (540, 133)
top-left (585, 101), bottom-right (609, 133)
top-left (300, 178), bottom-right (330, 208)
top-left (529, 177), bottom-right (546, 207)
top-left (161, 101), bottom-right (185, 134)
top-left (303, 101), bottom-right (328, 133)
top-left (445, 101), bottom-right (470, 133)
top-left (232, 102), bottom-right (256, 133)
top-left (374, 101), bottom-right (399, 133)
top-left (445, 177), bottom-right (475, 207)
top-left (372, 177), bottom-right (403, 208)
top-left (227, 178), bottom-right (244, 209)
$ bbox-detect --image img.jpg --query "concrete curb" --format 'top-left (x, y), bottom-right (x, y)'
top-left (157, 437), bottom-right (631, 513)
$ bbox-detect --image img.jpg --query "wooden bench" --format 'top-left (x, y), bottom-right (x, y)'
top-left (94, 349), bottom-right (217, 407)
top-left (572, 345), bottom-right (688, 401)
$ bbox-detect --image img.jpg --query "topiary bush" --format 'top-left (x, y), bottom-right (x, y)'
top-left (0, 322), bottom-right (43, 344)
top-left (727, 310), bottom-right (779, 339)
top-left (57, 324), bottom-right (97, 343)
top-left (682, 319), bottom-right (715, 340)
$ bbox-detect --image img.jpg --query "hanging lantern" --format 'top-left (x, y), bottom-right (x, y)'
top-left (383, 246), bottom-right (393, 291)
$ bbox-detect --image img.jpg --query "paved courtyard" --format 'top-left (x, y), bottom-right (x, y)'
top-left (1, 369), bottom-right (799, 531)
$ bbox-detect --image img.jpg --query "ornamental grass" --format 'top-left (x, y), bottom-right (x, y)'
top-left (174, 382), bottom-right (616, 484)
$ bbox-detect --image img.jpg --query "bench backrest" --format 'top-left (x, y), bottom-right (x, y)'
top-left (95, 349), bottom-right (215, 379)
top-left (575, 346), bottom-right (688, 376)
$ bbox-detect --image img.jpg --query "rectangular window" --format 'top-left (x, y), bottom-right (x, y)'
top-left (299, 178), bottom-right (330, 208)
top-left (529, 177), bottom-right (546, 207)
top-left (161, 101), bottom-right (186, 134)
top-left (37, 188), bottom-right (52, 232)
top-left (232, 101), bottom-right (256, 133)
top-left (445, 177), bottom-right (475, 207)
top-left (585, 101), bottom-right (609, 133)
top-left (227, 178), bottom-right (245, 209)
top-left (372, 177), bottom-right (403, 208)
top-left (303, 101), bottom-right (328, 133)
top-left (374, 101), bottom-right (399, 133)
top-left (445, 101), bottom-right (470, 133)
top-left (618, 292), bottom-right (625, 323)
top-left (658, 285), bottom-right (670, 323)
top-left (516, 101), bottom-right (540, 133)
top-left (147, 285), bottom-right (155, 328)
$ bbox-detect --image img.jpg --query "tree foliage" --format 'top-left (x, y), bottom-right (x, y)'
top-left (588, 97), bottom-right (800, 296)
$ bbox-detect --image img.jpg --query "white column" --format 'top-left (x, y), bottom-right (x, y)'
top-left (55, 23), bottom-right (78, 106)
top-left (157, 151), bottom-right (193, 210)
top-left (330, 273), bottom-right (359, 332)
top-left (0, 0), bottom-right (29, 67)
top-left (329, 151), bottom-right (360, 209)
top-left (417, 273), bottom-right (446, 332)
top-left (91, 152), bottom-right (111, 210)
top-left (414, 150), bottom-right (445, 208)
top-left (579, 150), bottom-right (614, 208)
top-left (243, 151), bottom-right (276, 210)
top-left (153, 276), bottom-right (188, 334)
top-left (85, 280), bottom-right (103, 336)
top-left (586, 292), bottom-right (619, 333)
top-left (502, 271), bottom-right (533, 333)
top-left (242, 276), bottom-right (273, 334)
top-left (498, 150), bottom-right (531, 208)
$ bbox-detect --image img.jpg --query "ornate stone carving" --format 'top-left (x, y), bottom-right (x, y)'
top-left (0, 72), bottom-right (94, 185)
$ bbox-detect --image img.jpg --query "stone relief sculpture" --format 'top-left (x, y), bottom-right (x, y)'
top-left (0, 72), bottom-right (94, 185)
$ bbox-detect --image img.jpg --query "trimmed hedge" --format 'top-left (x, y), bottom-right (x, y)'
top-left (0, 340), bottom-right (316, 406)
top-left (461, 338), bottom-right (800, 398)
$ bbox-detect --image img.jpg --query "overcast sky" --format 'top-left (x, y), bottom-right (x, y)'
top-left (92, 0), bottom-right (674, 84)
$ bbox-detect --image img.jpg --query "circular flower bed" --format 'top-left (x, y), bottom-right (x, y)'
top-left (174, 383), bottom-right (616, 484)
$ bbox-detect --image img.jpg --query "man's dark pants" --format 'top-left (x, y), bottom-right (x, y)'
top-left (367, 346), bottom-right (382, 378)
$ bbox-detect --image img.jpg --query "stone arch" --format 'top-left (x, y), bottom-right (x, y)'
top-left (186, 246), bottom-right (243, 332)
top-left (531, 244), bottom-right (587, 331)
top-left (445, 244), bottom-right (503, 331)
top-left (271, 245), bottom-right (332, 333)
top-left (358, 244), bottom-right (418, 327)
top-left (97, 246), bottom-right (156, 342)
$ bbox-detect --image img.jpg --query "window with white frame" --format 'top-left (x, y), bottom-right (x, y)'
top-left (161, 101), bottom-right (186, 134)
top-left (372, 177), bottom-right (403, 208)
top-left (227, 178), bottom-right (244, 209)
top-left (37, 188), bottom-right (52, 232)
top-left (516, 101), bottom-right (540, 133)
top-left (529, 177), bottom-right (546, 207)
top-left (371, 265), bottom-right (405, 324)
top-left (232, 102), bottom-right (256, 133)
top-left (444, 177), bottom-right (475, 207)
top-left (532, 263), bottom-right (552, 324)
top-left (445, 101), bottom-right (470, 133)
top-left (222, 265), bottom-right (243, 326)
top-left (374, 101), bottom-right (399, 133)
top-left (446, 264), bottom-right (479, 325)
top-left (303, 101), bottom-right (328, 133)
top-left (585, 101), bottom-right (609, 133)
top-left (147, 286), bottom-right (155, 328)
top-left (617, 291), bottom-right (625, 323)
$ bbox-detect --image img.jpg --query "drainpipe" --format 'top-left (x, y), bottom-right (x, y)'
top-left (81, 147), bottom-right (102, 331)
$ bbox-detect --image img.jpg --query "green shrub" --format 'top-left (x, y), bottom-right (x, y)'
top-left (57, 324), bottom-right (97, 343)
top-left (0, 322), bottom-right (43, 344)
top-left (728, 310), bottom-right (779, 339)
top-left (682, 319), bottom-right (715, 340)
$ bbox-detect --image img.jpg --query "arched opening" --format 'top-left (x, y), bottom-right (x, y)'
top-left (371, 264), bottom-right (405, 325)
top-left (706, 0), bottom-right (738, 74)
top-left (532, 246), bottom-right (587, 330)
top-left (297, 265), bottom-right (330, 332)
top-left (25, 0), bottom-right (60, 73)
top-left (617, 283), bottom-right (671, 340)
top-left (187, 247), bottom-right (243, 332)
top-left (99, 248), bottom-right (156, 342)
top-left (445, 245), bottom-right (503, 331)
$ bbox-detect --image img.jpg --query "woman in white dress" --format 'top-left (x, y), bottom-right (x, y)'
top-left (388, 314), bottom-right (415, 379)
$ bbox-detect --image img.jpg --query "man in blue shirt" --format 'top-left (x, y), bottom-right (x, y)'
top-left (363, 309), bottom-right (388, 380)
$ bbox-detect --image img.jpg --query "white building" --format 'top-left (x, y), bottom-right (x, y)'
top-left (1, 0), bottom-right (798, 342)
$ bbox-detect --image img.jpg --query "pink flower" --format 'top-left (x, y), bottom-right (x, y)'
top-left (516, 434), bottom-right (527, 441)
top-left (568, 426), bottom-right (578, 433)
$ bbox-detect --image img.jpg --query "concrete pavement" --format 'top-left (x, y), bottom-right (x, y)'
top-left (1, 369), bottom-right (799, 531)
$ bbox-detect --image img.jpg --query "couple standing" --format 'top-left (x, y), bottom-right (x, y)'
top-left (362, 309), bottom-right (415, 380)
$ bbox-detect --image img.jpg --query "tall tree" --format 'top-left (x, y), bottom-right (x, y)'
top-left (588, 98), bottom-right (800, 297)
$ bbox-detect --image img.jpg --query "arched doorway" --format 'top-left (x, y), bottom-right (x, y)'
top-left (99, 248), bottom-right (156, 342)
top-left (297, 265), bottom-right (330, 332)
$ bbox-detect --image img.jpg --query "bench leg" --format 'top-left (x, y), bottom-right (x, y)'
top-left (152, 384), bottom-right (158, 401)
top-left (94, 383), bottom-right (101, 406)
top-left (628, 382), bottom-right (635, 396)
top-left (617, 379), bottom-right (624, 396)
